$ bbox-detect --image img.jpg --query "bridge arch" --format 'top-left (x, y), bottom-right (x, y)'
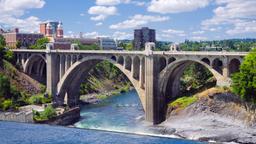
top-left (229, 58), bottom-right (241, 76)
top-left (56, 55), bottom-right (145, 109)
top-left (159, 58), bottom-right (223, 103)
top-left (212, 58), bottom-right (223, 74)
top-left (23, 54), bottom-right (47, 84)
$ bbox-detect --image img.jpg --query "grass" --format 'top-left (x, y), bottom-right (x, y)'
top-left (169, 96), bottom-right (198, 109)
top-left (168, 86), bottom-right (232, 111)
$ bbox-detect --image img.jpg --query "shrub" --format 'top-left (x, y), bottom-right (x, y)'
top-left (1, 99), bottom-right (13, 111)
top-left (0, 73), bottom-right (10, 99)
top-left (4, 50), bottom-right (14, 63)
top-left (231, 49), bottom-right (256, 103)
top-left (29, 94), bottom-right (51, 105)
top-left (33, 105), bottom-right (57, 121)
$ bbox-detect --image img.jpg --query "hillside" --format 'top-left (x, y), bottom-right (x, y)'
top-left (79, 61), bottom-right (131, 96)
top-left (0, 60), bottom-right (43, 95)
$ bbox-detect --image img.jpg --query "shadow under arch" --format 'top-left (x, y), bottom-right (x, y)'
top-left (23, 54), bottom-right (47, 84)
top-left (159, 58), bottom-right (223, 104)
top-left (56, 55), bottom-right (145, 110)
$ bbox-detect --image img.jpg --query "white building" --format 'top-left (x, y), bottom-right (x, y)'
top-left (98, 37), bottom-right (117, 50)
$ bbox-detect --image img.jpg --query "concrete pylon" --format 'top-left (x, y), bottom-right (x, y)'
top-left (144, 42), bottom-right (166, 124)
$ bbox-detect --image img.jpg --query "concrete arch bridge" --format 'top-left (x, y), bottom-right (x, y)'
top-left (12, 43), bottom-right (247, 124)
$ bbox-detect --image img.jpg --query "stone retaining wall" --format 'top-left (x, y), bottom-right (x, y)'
top-left (0, 111), bottom-right (33, 123)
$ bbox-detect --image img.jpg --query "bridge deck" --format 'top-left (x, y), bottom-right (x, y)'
top-left (11, 49), bottom-right (248, 56)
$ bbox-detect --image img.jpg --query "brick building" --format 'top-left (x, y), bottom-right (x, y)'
top-left (3, 28), bottom-right (44, 48)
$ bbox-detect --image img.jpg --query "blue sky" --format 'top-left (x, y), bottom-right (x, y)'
top-left (0, 0), bottom-right (256, 42)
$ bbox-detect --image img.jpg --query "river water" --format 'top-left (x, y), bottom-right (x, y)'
top-left (0, 90), bottom-right (203, 144)
top-left (75, 90), bottom-right (146, 133)
top-left (74, 90), bottom-right (202, 143)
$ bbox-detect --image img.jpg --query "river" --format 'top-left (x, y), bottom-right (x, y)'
top-left (74, 90), bottom-right (202, 142)
top-left (0, 90), bottom-right (204, 144)
top-left (75, 90), bottom-right (147, 133)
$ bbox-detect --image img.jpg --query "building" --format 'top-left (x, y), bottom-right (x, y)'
top-left (98, 37), bottom-right (117, 50)
top-left (54, 38), bottom-right (98, 45)
top-left (40, 21), bottom-right (63, 38)
top-left (3, 28), bottom-right (44, 48)
top-left (0, 28), bottom-right (4, 35)
top-left (170, 43), bottom-right (181, 51)
top-left (134, 27), bottom-right (156, 50)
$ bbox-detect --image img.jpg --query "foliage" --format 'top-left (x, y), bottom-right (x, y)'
top-left (33, 105), bottom-right (57, 121)
top-left (169, 96), bottom-right (198, 109)
top-left (118, 41), bottom-right (133, 51)
top-left (73, 40), bottom-right (100, 50)
top-left (0, 35), bottom-right (6, 62)
top-left (180, 63), bottom-right (214, 94)
top-left (16, 41), bottom-right (22, 48)
top-left (231, 49), bottom-right (256, 103)
top-left (30, 38), bottom-right (49, 49)
top-left (0, 73), bottom-right (11, 99)
top-left (39, 84), bottom-right (46, 93)
top-left (179, 39), bottom-right (256, 52)
top-left (155, 41), bottom-right (172, 51)
top-left (4, 50), bottom-right (14, 63)
top-left (1, 99), bottom-right (13, 111)
top-left (80, 60), bottom-right (131, 95)
top-left (28, 94), bottom-right (52, 105)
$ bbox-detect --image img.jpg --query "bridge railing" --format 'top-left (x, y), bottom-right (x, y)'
top-left (11, 49), bottom-right (249, 56)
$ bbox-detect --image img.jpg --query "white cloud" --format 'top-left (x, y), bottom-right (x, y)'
top-left (80, 13), bottom-right (85, 16)
top-left (192, 30), bottom-right (205, 35)
top-left (96, 22), bottom-right (103, 26)
top-left (83, 31), bottom-right (109, 38)
top-left (0, 0), bottom-right (45, 32)
top-left (148, 0), bottom-right (211, 14)
top-left (131, 1), bottom-right (146, 6)
top-left (96, 0), bottom-right (130, 5)
top-left (88, 6), bottom-right (117, 21)
top-left (162, 29), bottom-right (186, 37)
top-left (191, 36), bottom-right (208, 41)
top-left (112, 31), bottom-right (132, 39)
top-left (202, 0), bottom-right (256, 35)
top-left (110, 14), bottom-right (169, 29)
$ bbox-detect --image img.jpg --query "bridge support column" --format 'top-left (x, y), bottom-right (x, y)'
top-left (144, 43), bottom-right (166, 125)
top-left (222, 57), bottom-right (229, 79)
top-left (139, 58), bottom-right (145, 89)
top-left (46, 44), bottom-right (59, 101)
top-left (131, 57), bottom-right (134, 78)
top-left (59, 55), bottom-right (65, 80)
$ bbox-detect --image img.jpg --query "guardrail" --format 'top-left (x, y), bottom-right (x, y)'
top-left (11, 49), bottom-right (249, 56)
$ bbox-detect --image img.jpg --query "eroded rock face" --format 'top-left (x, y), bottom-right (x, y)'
top-left (162, 93), bottom-right (256, 143)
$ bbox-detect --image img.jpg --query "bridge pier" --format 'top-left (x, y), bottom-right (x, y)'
top-left (144, 43), bottom-right (166, 124)
top-left (46, 44), bottom-right (59, 98)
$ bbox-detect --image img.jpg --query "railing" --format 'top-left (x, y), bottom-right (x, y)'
top-left (11, 49), bottom-right (249, 56)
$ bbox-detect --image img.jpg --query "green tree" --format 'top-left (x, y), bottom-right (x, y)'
top-left (16, 40), bottom-right (22, 48)
top-left (30, 38), bottom-right (49, 49)
top-left (0, 35), bottom-right (6, 62)
top-left (0, 73), bottom-right (11, 99)
top-left (231, 49), bottom-right (256, 103)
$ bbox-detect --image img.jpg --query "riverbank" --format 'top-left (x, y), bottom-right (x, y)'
top-left (161, 87), bottom-right (256, 143)
top-left (79, 86), bottom-right (133, 104)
